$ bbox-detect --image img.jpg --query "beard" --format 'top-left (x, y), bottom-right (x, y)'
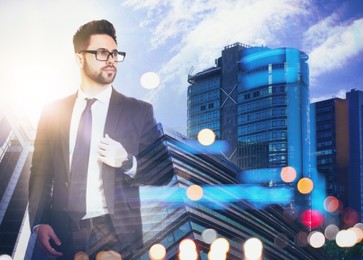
top-left (83, 60), bottom-right (117, 85)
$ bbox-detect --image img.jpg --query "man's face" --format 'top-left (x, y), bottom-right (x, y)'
top-left (81, 34), bottom-right (118, 85)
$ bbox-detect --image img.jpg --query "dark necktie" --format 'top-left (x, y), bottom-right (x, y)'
top-left (68, 98), bottom-right (97, 224)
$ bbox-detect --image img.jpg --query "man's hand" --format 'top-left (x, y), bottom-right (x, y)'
top-left (98, 134), bottom-right (128, 168)
top-left (35, 224), bottom-right (63, 257)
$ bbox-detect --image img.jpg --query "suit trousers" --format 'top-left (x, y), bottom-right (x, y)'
top-left (61, 214), bottom-right (123, 260)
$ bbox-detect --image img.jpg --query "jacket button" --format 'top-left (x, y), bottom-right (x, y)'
top-left (65, 182), bottom-right (68, 187)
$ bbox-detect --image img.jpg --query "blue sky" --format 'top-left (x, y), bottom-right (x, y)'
top-left (0, 0), bottom-right (362, 134)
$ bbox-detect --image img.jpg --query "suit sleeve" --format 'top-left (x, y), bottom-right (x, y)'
top-left (28, 106), bottom-right (54, 229)
top-left (124, 103), bottom-right (173, 186)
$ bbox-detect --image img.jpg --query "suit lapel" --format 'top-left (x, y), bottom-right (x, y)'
top-left (103, 88), bottom-right (124, 138)
top-left (102, 88), bottom-right (125, 213)
top-left (61, 94), bottom-right (77, 181)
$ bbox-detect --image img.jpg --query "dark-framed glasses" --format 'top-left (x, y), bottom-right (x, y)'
top-left (79, 49), bottom-right (126, 62)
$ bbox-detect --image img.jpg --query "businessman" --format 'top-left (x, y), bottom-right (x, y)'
top-left (28, 19), bottom-right (170, 259)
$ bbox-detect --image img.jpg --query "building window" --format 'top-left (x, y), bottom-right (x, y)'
top-left (201, 105), bottom-right (206, 111)
top-left (208, 103), bottom-right (214, 109)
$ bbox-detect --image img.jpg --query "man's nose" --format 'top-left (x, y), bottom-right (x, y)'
top-left (106, 53), bottom-right (116, 63)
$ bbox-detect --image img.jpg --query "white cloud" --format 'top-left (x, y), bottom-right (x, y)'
top-left (305, 17), bottom-right (363, 79)
top-left (310, 89), bottom-right (347, 103)
top-left (123, 0), bottom-right (311, 104)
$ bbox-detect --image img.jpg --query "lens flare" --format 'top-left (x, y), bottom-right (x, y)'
top-left (324, 196), bottom-right (340, 213)
top-left (280, 166), bottom-right (297, 183)
top-left (211, 238), bottom-right (230, 253)
top-left (274, 233), bottom-right (289, 248)
top-left (295, 231), bottom-right (308, 247)
top-left (95, 251), bottom-right (122, 260)
top-left (342, 208), bottom-right (359, 227)
top-left (186, 184), bottom-right (203, 201)
top-left (140, 72), bottom-right (160, 89)
top-left (149, 244), bottom-right (166, 260)
top-left (308, 231), bottom-right (325, 248)
top-left (243, 237), bottom-right (263, 259)
top-left (197, 128), bottom-right (216, 146)
top-left (75, 251), bottom-right (89, 260)
top-left (297, 178), bottom-right (314, 194)
top-left (0, 255), bottom-right (13, 260)
top-left (202, 229), bottom-right (218, 244)
top-left (349, 227), bottom-right (363, 243)
top-left (354, 223), bottom-right (363, 242)
top-left (300, 209), bottom-right (324, 229)
top-left (324, 224), bottom-right (339, 240)
top-left (179, 239), bottom-right (197, 260)
top-left (336, 229), bottom-right (357, 247)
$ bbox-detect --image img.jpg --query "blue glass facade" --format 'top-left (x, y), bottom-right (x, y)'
top-left (187, 73), bottom-right (221, 138)
top-left (238, 47), bottom-right (310, 176)
top-left (188, 43), bottom-right (314, 187)
top-left (131, 127), bottom-right (329, 259)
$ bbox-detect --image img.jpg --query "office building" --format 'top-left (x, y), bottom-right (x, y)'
top-left (347, 89), bottom-right (363, 223)
top-left (0, 107), bottom-right (33, 258)
top-left (188, 42), bottom-right (315, 190)
top-left (131, 126), bottom-right (329, 259)
top-left (313, 98), bottom-right (349, 209)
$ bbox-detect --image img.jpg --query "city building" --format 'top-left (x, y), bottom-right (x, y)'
top-left (347, 89), bottom-right (363, 223)
top-left (312, 98), bottom-right (349, 210)
top-left (0, 107), bottom-right (33, 259)
top-left (187, 43), bottom-right (317, 210)
top-left (130, 126), bottom-right (329, 259)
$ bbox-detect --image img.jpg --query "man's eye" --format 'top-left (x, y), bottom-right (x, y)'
top-left (98, 50), bottom-right (109, 57)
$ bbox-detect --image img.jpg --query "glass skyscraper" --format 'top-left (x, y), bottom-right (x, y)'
top-left (188, 43), bottom-right (314, 187)
top-left (131, 126), bottom-right (329, 259)
top-left (0, 109), bottom-right (33, 259)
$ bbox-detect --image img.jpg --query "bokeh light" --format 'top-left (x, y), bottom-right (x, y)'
top-left (75, 251), bottom-right (89, 260)
top-left (149, 244), bottom-right (166, 260)
top-left (274, 233), bottom-right (289, 248)
top-left (300, 209), bottom-right (324, 229)
top-left (295, 231), bottom-right (308, 247)
top-left (197, 128), bottom-right (216, 146)
top-left (336, 229), bottom-right (357, 247)
top-left (323, 196), bottom-right (340, 213)
top-left (210, 238), bottom-right (230, 254)
top-left (297, 178), bottom-right (314, 194)
top-left (280, 166), bottom-right (297, 183)
top-left (324, 224), bottom-right (340, 240)
top-left (342, 208), bottom-right (359, 227)
top-left (283, 205), bottom-right (298, 221)
top-left (186, 184), bottom-right (204, 201)
top-left (308, 231), bottom-right (325, 248)
top-left (95, 250), bottom-right (122, 260)
top-left (349, 227), bottom-right (363, 243)
top-left (354, 223), bottom-right (363, 242)
top-left (179, 239), bottom-right (197, 260)
top-left (0, 255), bottom-right (12, 260)
top-left (202, 229), bottom-right (218, 244)
top-left (140, 72), bottom-right (160, 89)
top-left (243, 237), bottom-right (263, 259)
top-left (208, 238), bottom-right (229, 260)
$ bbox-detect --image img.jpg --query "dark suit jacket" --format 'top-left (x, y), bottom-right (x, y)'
top-left (28, 88), bottom-right (168, 255)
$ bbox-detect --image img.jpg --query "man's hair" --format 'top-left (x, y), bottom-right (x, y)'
top-left (73, 19), bottom-right (117, 53)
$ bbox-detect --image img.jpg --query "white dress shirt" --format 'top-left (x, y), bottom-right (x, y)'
top-left (70, 86), bottom-right (112, 219)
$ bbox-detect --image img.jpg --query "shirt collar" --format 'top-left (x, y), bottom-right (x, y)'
top-left (77, 85), bottom-right (112, 104)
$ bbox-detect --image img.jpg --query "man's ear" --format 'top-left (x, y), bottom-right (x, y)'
top-left (75, 53), bottom-right (84, 68)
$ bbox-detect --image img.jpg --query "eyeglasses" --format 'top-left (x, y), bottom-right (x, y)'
top-left (79, 48), bottom-right (126, 62)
